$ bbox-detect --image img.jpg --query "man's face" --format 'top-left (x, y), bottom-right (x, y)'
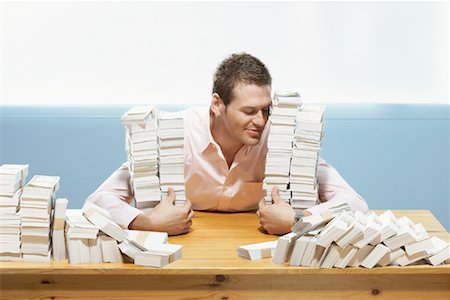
top-left (221, 83), bottom-right (272, 146)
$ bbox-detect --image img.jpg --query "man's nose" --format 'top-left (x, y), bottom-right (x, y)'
top-left (253, 110), bottom-right (266, 127)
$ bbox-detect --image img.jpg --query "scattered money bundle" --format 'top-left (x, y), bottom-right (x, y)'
top-left (121, 106), bottom-right (161, 209)
top-left (19, 175), bottom-right (60, 262)
top-left (264, 91), bottom-right (302, 205)
top-left (290, 105), bottom-right (325, 209)
top-left (237, 240), bottom-right (278, 260)
top-left (239, 209), bottom-right (450, 268)
top-left (158, 111), bottom-right (186, 207)
top-left (0, 164), bottom-right (29, 261)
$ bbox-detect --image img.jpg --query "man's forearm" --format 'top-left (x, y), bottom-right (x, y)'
top-left (128, 213), bottom-right (153, 231)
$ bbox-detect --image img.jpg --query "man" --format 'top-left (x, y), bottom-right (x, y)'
top-left (86, 53), bottom-right (368, 235)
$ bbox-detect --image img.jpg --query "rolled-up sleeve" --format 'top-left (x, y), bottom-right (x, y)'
top-left (85, 162), bottom-right (142, 229)
top-left (306, 158), bottom-right (369, 215)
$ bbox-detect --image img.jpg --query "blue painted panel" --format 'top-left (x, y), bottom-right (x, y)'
top-left (1, 104), bottom-right (449, 230)
top-left (321, 118), bottom-right (449, 230)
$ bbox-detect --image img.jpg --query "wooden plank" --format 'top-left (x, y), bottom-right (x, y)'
top-left (1, 274), bottom-right (449, 299)
top-left (0, 260), bottom-right (449, 275)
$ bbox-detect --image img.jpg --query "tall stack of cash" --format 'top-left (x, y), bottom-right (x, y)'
top-left (263, 91), bottom-right (302, 205)
top-left (0, 164), bottom-right (29, 261)
top-left (158, 111), bottom-right (186, 207)
top-left (290, 105), bottom-right (325, 209)
top-left (19, 175), bottom-right (60, 262)
top-left (121, 106), bottom-right (161, 209)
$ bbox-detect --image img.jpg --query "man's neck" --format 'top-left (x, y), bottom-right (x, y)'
top-left (210, 113), bottom-right (243, 168)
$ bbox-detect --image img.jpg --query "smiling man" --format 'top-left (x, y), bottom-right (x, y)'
top-left (86, 53), bottom-right (368, 235)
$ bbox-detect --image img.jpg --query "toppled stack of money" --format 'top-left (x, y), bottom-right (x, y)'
top-left (290, 105), bottom-right (325, 209)
top-left (65, 206), bottom-right (126, 264)
top-left (0, 164), bottom-right (29, 261)
top-left (158, 111), bottom-right (186, 207)
top-left (19, 175), bottom-right (60, 262)
top-left (84, 202), bottom-right (181, 267)
top-left (122, 106), bottom-right (161, 209)
top-left (263, 91), bottom-right (302, 205)
top-left (271, 209), bottom-right (450, 268)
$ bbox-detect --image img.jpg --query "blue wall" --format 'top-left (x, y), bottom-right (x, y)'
top-left (1, 104), bottom-right (449, 230)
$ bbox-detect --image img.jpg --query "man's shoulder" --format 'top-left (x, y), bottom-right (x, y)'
top-left (184, 106), bottom-right (208, 118)
top-left (183, 106), bottom-right (209, 127)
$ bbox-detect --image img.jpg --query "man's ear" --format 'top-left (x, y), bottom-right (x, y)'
top-left (210, 93), bottom-right (223, 117)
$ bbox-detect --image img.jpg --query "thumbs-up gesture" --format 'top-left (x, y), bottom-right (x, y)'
top-left (129, 188), bottom-right (194, 235)
top-left (256, 186), bottom-right (296, 235)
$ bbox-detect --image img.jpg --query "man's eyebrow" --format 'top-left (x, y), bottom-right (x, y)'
top-left (241, 105), bottom-right (271, 110)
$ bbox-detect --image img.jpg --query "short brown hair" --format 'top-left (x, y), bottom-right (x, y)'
top-left (212, 53), bottom-right (272, 106)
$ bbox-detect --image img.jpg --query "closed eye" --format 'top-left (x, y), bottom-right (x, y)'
top-left (242, 109), bottom-right (256, 115)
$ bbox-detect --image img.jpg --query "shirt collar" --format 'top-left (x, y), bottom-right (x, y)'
top-left (200, 108), bottom-right (215, 153)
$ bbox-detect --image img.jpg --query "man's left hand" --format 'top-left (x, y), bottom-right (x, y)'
top-left (257, 186), bottom-right (296, 235)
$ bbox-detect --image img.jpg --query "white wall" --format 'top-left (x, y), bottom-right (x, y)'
top-left (1, 1), bottom-right (448, 106)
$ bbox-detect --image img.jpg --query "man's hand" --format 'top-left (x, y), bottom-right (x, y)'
top-left (129, 188), bottom-right (194, 235)
top-left (256, 186), bottom-right (296, 235)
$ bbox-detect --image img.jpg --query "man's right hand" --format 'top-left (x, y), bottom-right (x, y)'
top-left (129, 188), bottom-right (194, 235)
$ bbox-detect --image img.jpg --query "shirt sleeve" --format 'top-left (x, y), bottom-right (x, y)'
top-left (85, 162), bottom-right (143, 229)
top-left (306, 157), bottom-right (369, 215)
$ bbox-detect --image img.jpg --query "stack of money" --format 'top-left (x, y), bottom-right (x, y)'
top-left (0, 214), bottom-right (22, 261)
top-left (121, 106), bottom-right (161, 209)
top-left (99, 234), bottom-right (123, 263)
top-left (290, 105), bottom-right (325, 209)
top-left (263, 91), bottom-right (302, 205)
top-left (0, 164), bottom-right (29, 261)
top-left (158, 111), bottom-right (186, 207)
top-left (19, 175), bottom-right (60, 262)
top-left (52, 198), bottom-right (68, 261)
top-left (65, 209), bottom-right (99, 264)
top-left (0, 164), bottom-right (28, 214)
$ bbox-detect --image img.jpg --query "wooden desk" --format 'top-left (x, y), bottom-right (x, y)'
top-left (1, 210), bottom-right (449, 299)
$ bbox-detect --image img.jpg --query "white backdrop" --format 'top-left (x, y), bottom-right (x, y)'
top-left (1, 1), bottom-right (448, 106)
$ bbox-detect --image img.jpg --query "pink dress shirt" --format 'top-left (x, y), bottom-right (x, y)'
top-left (86, 106), bottom-right (369, 228)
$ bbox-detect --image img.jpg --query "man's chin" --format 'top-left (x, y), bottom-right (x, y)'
top-left (243, 135), bottom-right (261, 145)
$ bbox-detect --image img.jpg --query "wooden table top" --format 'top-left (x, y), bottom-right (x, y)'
top-left (1, 210), bottom-right (449, 275)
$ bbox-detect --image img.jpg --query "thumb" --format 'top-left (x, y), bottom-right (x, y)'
top-left (166, 187), bottom-right (176, 204)
top-left (271, 186), bottom-right (283, 204)
top-left (258, 197), bottom-right (266, 211)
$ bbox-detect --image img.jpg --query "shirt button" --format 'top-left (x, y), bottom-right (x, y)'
top-left (224, 188), bottom-right (233, 196)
